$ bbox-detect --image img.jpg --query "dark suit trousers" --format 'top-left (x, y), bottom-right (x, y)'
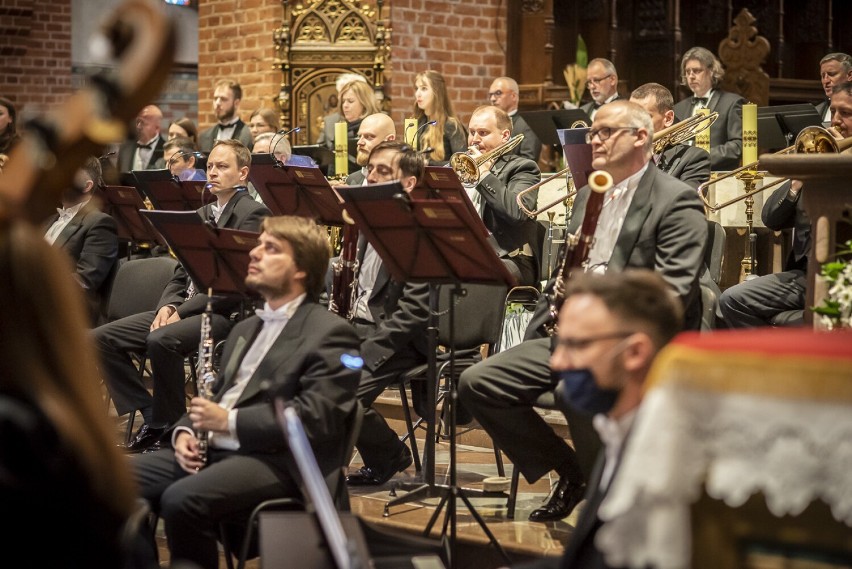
top-left (95, 310), bottom-right (233, 426)
top-left (458, 337), bottom-right (596, 484)
top-left (719, 269), bottom-right (806, 328)
top-left (132, 448), bottom-right (298, 569)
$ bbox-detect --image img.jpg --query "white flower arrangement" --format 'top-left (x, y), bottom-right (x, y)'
top-left (813, 239), bottom-right (852, 330)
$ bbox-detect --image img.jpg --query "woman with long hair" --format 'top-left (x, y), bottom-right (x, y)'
top-left (0, 97), bottom-right (21, 155)
top-left (168, 116), bottom-right (199, 147)
top-left (0, 219), bottom-right (140, 567)
top-left (413, 70), bottom-right (467, 164)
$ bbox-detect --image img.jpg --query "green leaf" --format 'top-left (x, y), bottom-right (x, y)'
top-left (576, 35), bottom-right (588, 68)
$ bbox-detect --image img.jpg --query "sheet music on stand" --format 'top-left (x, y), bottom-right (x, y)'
top-left (133, 169), bottom-right (208, 211)
top-left (98, 185), bottom-right (165, 246)
top-left (140, 210), bottom-right (258, 297)
top-left (248, 154), bottom-right (345, 225)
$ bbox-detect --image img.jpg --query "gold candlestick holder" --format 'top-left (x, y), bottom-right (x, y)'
top-left (735, 170), bottom-right (763, 282)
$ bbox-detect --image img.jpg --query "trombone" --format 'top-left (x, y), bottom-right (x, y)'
top-left (515, 111), bottom-right (719, 218)
top-left (698, 126), bottom-right (852, 212)
top-left (449, 134), bottom-right (525, 186)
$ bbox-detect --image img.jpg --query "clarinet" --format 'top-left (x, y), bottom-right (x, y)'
top-left (545, 170), bottom-right (613, 336)
top-left (329, 221), bottom-right (360, 319)
top-left (195, 288), bottom-right (218, 466)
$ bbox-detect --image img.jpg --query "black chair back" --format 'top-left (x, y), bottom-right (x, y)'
top-left (106, 256), bottom-right (180, 321)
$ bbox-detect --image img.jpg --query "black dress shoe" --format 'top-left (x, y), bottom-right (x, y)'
top-left (528, 476), bottom-right (585, 522)
top-left (141, 441), bottom-right (163, 454)
top-left (346, 446), bottom-right (413, 486)
top-left (122, 424), bottom-right (166, 454)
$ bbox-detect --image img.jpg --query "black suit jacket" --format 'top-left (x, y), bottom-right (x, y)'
top-left (199, 118), bottom-right (254, 153)
top-left (117, 135), bottom-right (165, 173)
top-left (511, 113), bottom-right (543, 162)
top-left (658, 143), bottom-right (711, 189)
top-left (158, 191), bottom-right (271, 317)
top-left (345, 169), bottom-right (366, 186)
top-left (174, 300), bottom-right (361, 479)
top-left (673, 90), bottom-right (744, 171)
top-left (357, 236), bottom-right (431, 371)
top-left (558, 452), bottom-right (610, 569)
top-left (476, 153), bottom-right (541, 271)
top-left (580, 94), bottom-right (622, 121)
top-left (762, 180), bottom-right (809, 271)
top-left (526, 164), bottom-right (708, 336)
top-left (814, 99), bottom-right (831, 123)
top-left (45, 200), bottom-right (119, 324)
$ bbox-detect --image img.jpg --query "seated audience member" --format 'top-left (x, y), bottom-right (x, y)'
top-left (43, 156), bottom-right (118, 325)
top-left (673, 46), bottom-right (744, 171)
top-left (96, 139), bottom-right (271, 454)
top-left (514, 270), bottom-right (684, 569)
top-left (131, 215), bottom-right (361, 569)
top-left (459, 100), bottom-right (707, 523)
top-left (343, 141), bottom-right (431, 487)
top-left (1, 219), bottom-right (138, 568)
top-left (163, 136), bottom-right (206, 181)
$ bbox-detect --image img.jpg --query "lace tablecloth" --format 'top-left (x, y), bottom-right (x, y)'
top-left (594, 328), bottom-right (852, 569)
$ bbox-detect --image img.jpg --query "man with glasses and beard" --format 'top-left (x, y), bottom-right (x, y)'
top-left (459, 100), bottom-right (706, 523)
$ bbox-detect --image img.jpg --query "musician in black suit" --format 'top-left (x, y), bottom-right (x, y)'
top-left (459, 101), bottom-right (707, 523)
top-left (465, 105), bottom-right (542, 285)
top-left (630, 83), bottom-right (711, 189)
top-left (198, 80), bottom-right (253, 153)
top-left (44, 156), bottom-right (118, 325)
top-left (96, 140), bottom-right (271, 454)
top-left (673, 46), bottom-right (744, 171)
top-left (579, 59), bottom-right (621, 122)
top-left (345, 112), bottom-right (396, 186)
top-left (489, 76), bottom-right (542, 162)
top-left (815, 53), bottom-right (852, 124)
top-left (514, 270), bottom-right (684, 569)
top-left (117, 104), bottom-right (166, 173)
top-left (343, 141), bottom-right (432, 486)
top-left (131, 215), bottom-right (361, 569)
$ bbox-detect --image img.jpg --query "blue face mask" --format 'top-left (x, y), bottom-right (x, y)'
top-left (556, 368), bottom-right (619, 416)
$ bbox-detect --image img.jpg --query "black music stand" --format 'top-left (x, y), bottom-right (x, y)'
top-left (140, 210), bottom-right (259, 298)
top-left (133, 169), bottom-right (209, 211)
top-left (518, 108), bottom-right (592, 147)
top-left (99, 184), bottom-right (166, 255)
top-left (558, 127), bottom-right (594, 189)
top-left (248, 154), bottom-right (344, 225)
top-left (757, 104), bottom-right (823, 152)
top-left (337, 181), bottom-right (515, 567)
top-left (292, 144), bottom-right (335, 175)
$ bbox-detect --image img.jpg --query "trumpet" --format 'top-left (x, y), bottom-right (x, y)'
top-left (698, 126), bottom-right (852, 212)
top-left (516, 113), bottom-right (719, 218)
top-left (450, 134), bottom-right (525, 185)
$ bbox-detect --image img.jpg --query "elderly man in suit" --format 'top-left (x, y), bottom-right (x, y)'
top-left (514, 270), bottom-right (684, 569)
top-left (44, 156), bottom-right (118, 325)
top-left (465, 105), bottom-right (542, 286)
top-left (580, 58), bottom-right (621, 122)
top-left (459, 100), bottom-right (707, 523)
top-left (117, 104), bottom-right (166, 174)
top-left (199, 79), bottom-right (254, 153)
top-left (630, 82), bottom-right (711, 189)
top-left (815, 53), bottom-right (852, 124)
top-left (96, 140), bottom-right (271, 454)
top-left (131, 215), bottom-right (361, 569)
top-left (488, 76), bottom-right (542, 163)
top-left (673, 46), bottom-right (744, 171)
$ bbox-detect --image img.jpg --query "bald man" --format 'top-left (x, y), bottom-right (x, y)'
top-left (488, 76), bottom-right (542, 162)
top-left (346, 113), bottom-right (396, 185)
top-left (118, 104), bottom-right (165, 173)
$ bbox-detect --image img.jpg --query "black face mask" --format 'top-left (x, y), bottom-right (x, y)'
top-left (556, 368), bottom-right (619, 416)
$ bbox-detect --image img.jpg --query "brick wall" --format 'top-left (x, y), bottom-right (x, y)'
top-left (0, 0), bottom-right (74, 112)
top-left (196, 0), bottom-right (507, 131)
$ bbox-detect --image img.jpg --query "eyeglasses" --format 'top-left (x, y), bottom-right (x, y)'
top-left (585, 126), bottom-right (639, 144)
top-left (488, 90), bottom-right (504, 99)
top-left (555, 331), bottom-right (634, 351)
top-left (586, 74), bottom-right (613, 86)
top-left (683, 67), bottom-right (706, 77)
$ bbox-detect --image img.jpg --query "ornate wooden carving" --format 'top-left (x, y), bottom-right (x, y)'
top-left (718, 8), bottom-right (770, 106)
top-left (273, 0), bottom-right (390, 145)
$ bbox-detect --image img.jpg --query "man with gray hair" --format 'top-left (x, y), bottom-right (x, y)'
top-left (580, 58), bottom-right (621, 121)
top-left (673, 46), bottom-right (744, 171)
top-left (488, 76), bottom-right (542, 162)
top-left (816, 53), bottom-right (852, 124)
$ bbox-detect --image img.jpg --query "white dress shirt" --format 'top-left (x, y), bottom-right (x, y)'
top-left (593, 410), bottom-right (637, 490)
top-left (44, 200), bottom-right (87, 245)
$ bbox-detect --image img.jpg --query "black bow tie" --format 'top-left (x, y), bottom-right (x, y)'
top-left (136, 141), bottom-right (153, 149)
top-left (694, 97), bottom-right (709, 106)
